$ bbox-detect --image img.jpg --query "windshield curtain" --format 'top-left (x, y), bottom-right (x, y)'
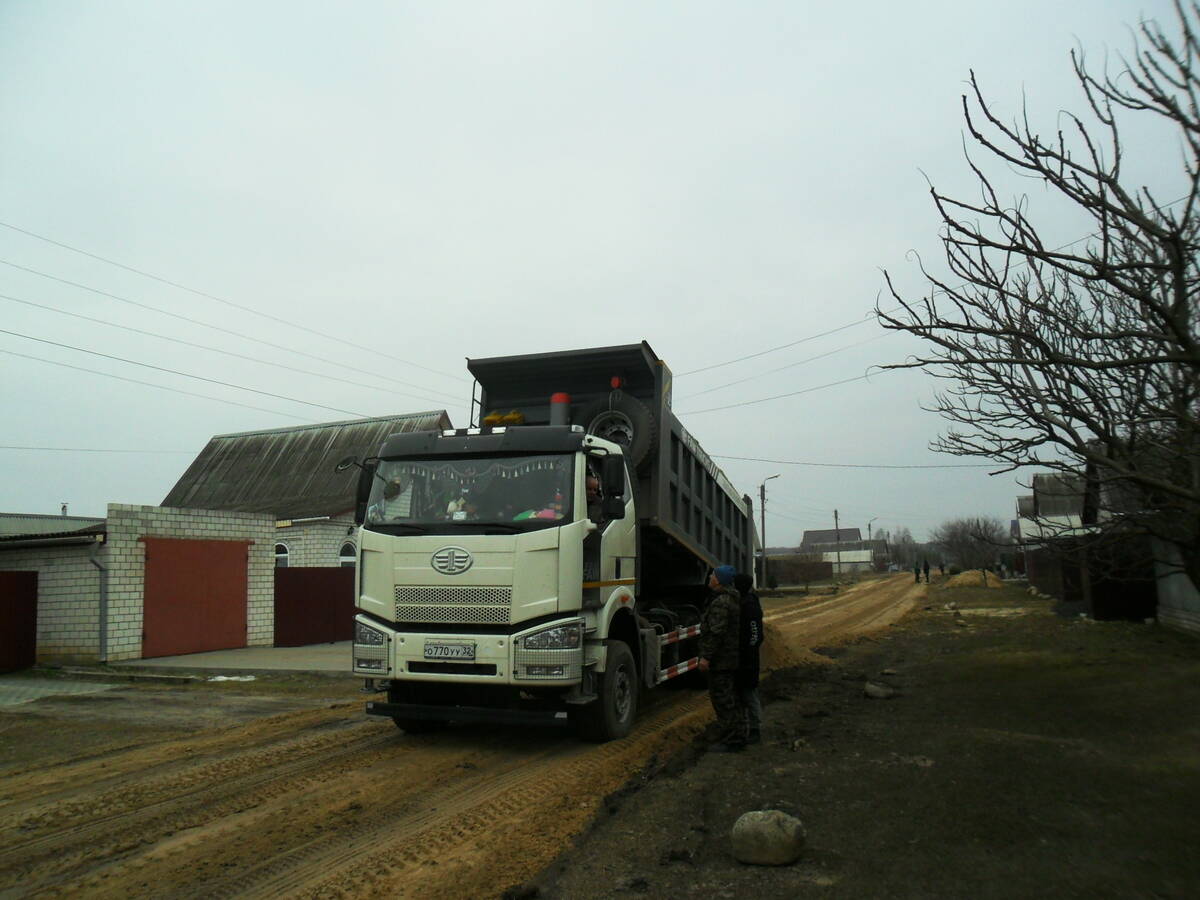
top-left (366, 454), bottom-right (575, 530)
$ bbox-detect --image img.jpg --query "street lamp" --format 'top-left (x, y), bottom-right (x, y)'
top-left (759, 474), bottom-right (780, 587)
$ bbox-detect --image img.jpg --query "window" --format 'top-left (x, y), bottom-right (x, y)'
top-left (339, 541), bottom-right (356, 568)
top-left (274, 543), bottom-right (290, 568)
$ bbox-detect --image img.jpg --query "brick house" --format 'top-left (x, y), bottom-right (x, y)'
top-left (0, 411), bottom-right (450, 667)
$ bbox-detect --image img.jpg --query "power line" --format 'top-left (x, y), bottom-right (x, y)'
top-left (0, 258), bottom-right (464, 403)
top-left (0, 220), bottom-right (467, 382)
top-left (0, 348), bottom-right (318, 421)
top-left (0, 327), bottom-right (368, 418)
top-left (0, 290), bottom-right (458, 409)
top-left (675, 316), bottom-right (876, 377)
top-left (0, 445), bottom-right (193, 454)
top-left (712, 453), bottom-right (992, 469)
top-left (680, 333), bottom-right (892, 400)
top-left (675, 194), bottom-right (1193, 384)
top-left (679, 371), bottom-right (890, 415)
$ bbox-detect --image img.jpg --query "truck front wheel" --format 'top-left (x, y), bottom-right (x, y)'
top-left (571, 640), bottom-right (638, 742)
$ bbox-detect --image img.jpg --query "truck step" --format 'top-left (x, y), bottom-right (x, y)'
top-left (659, 623), bottom-right (701, 646)
top-left (657, 656), bottom-right (700, 683)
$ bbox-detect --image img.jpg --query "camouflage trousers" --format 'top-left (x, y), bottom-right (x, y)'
top-left (708, 671), bottom-right (748, 745)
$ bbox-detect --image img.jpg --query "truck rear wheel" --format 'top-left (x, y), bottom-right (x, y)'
top-left (571, 640), bottom-right (638, 742)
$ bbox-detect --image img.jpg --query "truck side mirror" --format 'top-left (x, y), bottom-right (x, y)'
top-left (601, 455), bottom-right (625, 496)
top-left (602, 495), bottom-right (626, 521)
top-left (354, 460), bottom-right (378, 525)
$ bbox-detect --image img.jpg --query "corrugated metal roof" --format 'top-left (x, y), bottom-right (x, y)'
top-left (161, 412), bottom-right (452, 519)
top-left (0, 513), bottom-right (105, 536)
top-left (1033, 473), bottom-right (1086, 518)
top-left (800, 528), bottom-right (862, 547)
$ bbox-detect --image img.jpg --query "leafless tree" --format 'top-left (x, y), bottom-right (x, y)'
top-left (879, 2), bottom-right (1200, 586)
top-left (930, 516), bottom-right (1008, 585)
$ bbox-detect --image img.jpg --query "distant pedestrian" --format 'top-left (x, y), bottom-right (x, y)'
top-left (734, 573), bottom-right (764, 745)
top-left (922, 559), bottom-right (930, 584)
top-left (939, 561), bottom-right (945, 577)
top-left (914, 561), bottom-right (921, 583)
top-left (699, 565), bottom-right (746, 752)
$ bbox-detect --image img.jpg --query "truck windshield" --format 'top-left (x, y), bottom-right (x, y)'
top-left (365, 454), bottom-right (574, 531)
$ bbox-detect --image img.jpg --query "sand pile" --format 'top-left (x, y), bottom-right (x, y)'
top-left (945, 571), bottom-right (1005, 589)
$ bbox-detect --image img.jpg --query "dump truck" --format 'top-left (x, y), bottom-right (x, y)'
top-left (347, 341), bottom-right (756, 740)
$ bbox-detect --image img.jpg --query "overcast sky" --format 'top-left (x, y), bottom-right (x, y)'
top-left (0, 0), bottom-right (1179, 544)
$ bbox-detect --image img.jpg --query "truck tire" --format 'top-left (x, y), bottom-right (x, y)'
top-left (570, 640), bottom-right (638, 742)
top-left (578, 394), bottom-right (657, 470)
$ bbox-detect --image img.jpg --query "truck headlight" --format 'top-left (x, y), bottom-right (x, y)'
top-left (523, 622), bottom-right (582, 650)
top-left (355, 621), bottom-right (387, 646)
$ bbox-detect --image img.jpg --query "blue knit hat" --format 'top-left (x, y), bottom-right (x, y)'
top-left (714, 565), bottom-right (736, 585)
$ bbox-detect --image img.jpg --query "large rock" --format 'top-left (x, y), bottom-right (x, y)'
top-left (730, 809), bottom-right (806, 866)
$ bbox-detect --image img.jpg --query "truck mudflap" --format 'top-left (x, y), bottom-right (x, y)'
top-left (366, 700), bottom-right (569, 727)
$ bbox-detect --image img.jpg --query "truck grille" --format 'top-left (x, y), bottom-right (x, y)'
top-left (394, 587), bottom-right (512, 625)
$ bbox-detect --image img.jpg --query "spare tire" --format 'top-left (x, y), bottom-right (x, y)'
top-left (577, 393), bottom-right (658, 470)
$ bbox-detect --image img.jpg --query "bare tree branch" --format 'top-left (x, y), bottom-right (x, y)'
top-left (878, 3), bottom-right (1200, 585)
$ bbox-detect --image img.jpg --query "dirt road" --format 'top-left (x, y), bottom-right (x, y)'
top-left (0, 575), bottom-right (918, 898)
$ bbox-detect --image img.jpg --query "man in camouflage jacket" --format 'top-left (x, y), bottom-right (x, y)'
top-left (699, 564), bottom-right (746, 751)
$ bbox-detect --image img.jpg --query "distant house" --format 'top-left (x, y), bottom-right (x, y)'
top-left (163, 411), bottom-right (452, 569)
top-left (798, 527), bottom-right (886, 574)
top-left (1014, 470), bottom-right (1198, 630)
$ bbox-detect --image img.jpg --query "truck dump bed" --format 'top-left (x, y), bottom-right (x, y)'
top-left (467, 342), bottom-right (756, 587)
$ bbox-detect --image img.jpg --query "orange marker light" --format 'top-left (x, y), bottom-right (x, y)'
top-left (610, 376), bottom-right (623, 389)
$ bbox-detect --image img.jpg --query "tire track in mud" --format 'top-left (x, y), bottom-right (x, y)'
top-left (189, 693), bottom-right (712, 900)
top-left (0, 720), bottom-right (402, 893)
top-left (3, 578), bottom-right (915, 900)
top-left (1, 703), bottom-right (362, 809)
top-left (768, 577), bottom-right (922, 638)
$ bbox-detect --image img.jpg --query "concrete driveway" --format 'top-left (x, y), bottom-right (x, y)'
top-left (109, 640), bottom-right (353, 674)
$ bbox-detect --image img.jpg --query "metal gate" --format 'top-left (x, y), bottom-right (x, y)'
top-left (0, 571), bottom-right (37, 672)
top-left (273, 567), bottom-right (355, 647)
top-left (142, 538), bottom-right (250, 658)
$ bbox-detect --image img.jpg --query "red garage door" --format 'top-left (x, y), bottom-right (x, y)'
top-left (142, 538), bottom-right (250, 659)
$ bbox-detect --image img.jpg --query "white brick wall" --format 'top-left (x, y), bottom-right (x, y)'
top-left (274, 517), bottom-right (357, 568)
top-left (0, 504), bottom-right (276, 664)
top-left (107, 504), bottom-right (276, 661)
top-left (0, 543), bottom-right (101, 662)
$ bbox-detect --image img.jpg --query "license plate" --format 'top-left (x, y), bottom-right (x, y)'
top-left (424, 641), bottom-right (476, 661)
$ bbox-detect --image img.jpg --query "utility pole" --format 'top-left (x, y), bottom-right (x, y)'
top-left (834, 508), bottom-right (841, 576)
top-left (759, 474), bottom-right (780, 587)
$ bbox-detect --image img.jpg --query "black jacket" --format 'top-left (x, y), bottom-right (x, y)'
top-left (737, 589), bottom-right (764, 688)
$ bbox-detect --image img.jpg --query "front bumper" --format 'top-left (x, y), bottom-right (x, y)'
top-left (353, 615), bottom-right (585, 685)
top-left (364, 700), bottom-right (569, 726)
